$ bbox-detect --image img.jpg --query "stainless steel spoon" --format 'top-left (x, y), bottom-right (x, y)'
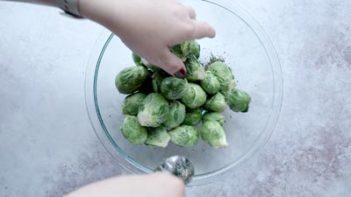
top-left (155, 155), bottom-right (194, 184)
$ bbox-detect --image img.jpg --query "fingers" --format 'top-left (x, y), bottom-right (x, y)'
top-left (192, 20), bottom-right (216, 39)
top-left (160, 50), bottom-right (186, 75)
top-left (150, 173), bottom-right (185, 197)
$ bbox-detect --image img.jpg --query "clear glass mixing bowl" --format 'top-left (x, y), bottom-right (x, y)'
top-left (85, 0), bottom-right (283, 185)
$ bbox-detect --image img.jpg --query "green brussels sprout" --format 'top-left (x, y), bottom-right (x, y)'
top-left (122, 93), bottom-right (146, 116)
top-left (137, 93), bottom-right (169, 127)
top-left (225, 89), bottom-right (251, 113)
top-left (171, 40), bottom-right (200, 61)
top-left (171, 44), bottom-right (187, 62)
top-left (200, 120), bottom-right (228, 148)
top-left (183, 108), bottom-right (202, 125)
top-left (115, 66), bottom-right (150, 94)
top-left (145, 126), bottom-right (170, 148)
top-left (160, 77), bottom-right (188, 100)
top-left (181, 40), bottom-right (201, 59)
top-left (169, 125), bottom-right (199, 147)
top-left (201, 71), bottom-right (221, 94)
top-left (204, 93), bottom-right (227, 112)
top-left (164, 101), bottom-right (186, 129)
top-left (121, 115), bottom-right (147, 144)
top-left (132, 53), bottom-right (144, 66)
top-left (181, 83), bottom-right (207, 109)
top-left (185, 56), bottom-right (206, 81)
top-left (151, 71), bottom-right (164, 92)
top-left (203, 112), bottom-right (225, 126)
top-left (207, 61), bottom-right (236, 92)
top-left (146, 64), bottom-right (163, 73)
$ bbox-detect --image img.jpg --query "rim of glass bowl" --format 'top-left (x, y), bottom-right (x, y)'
top-left (85, 0), bottom-right (283, 185)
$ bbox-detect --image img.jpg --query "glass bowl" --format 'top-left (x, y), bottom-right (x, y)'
top-left (85, 0), bottom-right (283, 185)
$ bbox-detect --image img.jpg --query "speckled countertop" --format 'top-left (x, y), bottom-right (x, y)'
top-left (0, 0), bottom-right (350, 196)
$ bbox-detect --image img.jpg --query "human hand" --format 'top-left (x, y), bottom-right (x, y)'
top-left (79, 0), bottom-right (215, 75)
top-left (66, 173), bottom-right (185, 197)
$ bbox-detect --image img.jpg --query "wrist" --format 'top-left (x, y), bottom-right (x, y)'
top-left (79, 0), bottom-right (122, 28)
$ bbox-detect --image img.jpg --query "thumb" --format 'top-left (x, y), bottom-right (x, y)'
top-left (160, 50), bottom-right (186, 75)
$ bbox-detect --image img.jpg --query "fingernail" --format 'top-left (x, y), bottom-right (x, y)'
top-left (175, 68), bottom-right (186, 78)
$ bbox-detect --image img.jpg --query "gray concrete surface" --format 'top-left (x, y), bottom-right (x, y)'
top-left (0, 0), bottom-right (350, 196)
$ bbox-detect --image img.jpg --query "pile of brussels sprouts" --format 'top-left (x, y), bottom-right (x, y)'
top-left (115, 41), bottom-right (251, 148)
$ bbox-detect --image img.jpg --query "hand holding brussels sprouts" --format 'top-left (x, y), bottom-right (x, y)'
top-left (115, 40), bottom-right (251, 149)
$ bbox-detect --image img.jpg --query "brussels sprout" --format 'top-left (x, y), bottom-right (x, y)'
top-left (145, 64), bottom-right (164, 73)
top-left (185, 56), bottom-right (206, 81)
top-left (164, 101), bottom-right (186, 129)
top-left (207, 61), bottom-right (236, 92)
top-left (181, 40), bottom-right (201, 59)
top-left (160, 77), bottom-right (188, 100)
top-left (225, 89), bottom-right (251, 113)
top-left (151, 71), bottom-right (164, 92)
top-left (115, 66), bottom-right (150, 94)
top-left (121, 115), bottom-right (147, 144)
top-left (171, 40), bottom-right (200, 61)
top-left (137, 93), bottom-right (169, 127)
top-left (145, 126), bottom-right (170, 148)
top-left (203, 112), bottom-right (225, 126)
top-left (181, 83), bottom-right (207, 109)
top-left (169, 125), bottom-right (199, 147)
top-left (201, 71), bottom-right (221, 94)
top-left (171, 44), bottom-right (187, 62)
top-left (183, 108), bottom-right (202, 125)
top-left (204, 93), bottom-right (227, 112)
top-left (132, 53), bottom-right (144, 66)
top-left (200, 120), bottom-right (228, 148)
top-left (122, 93), bottom-right (146, 116)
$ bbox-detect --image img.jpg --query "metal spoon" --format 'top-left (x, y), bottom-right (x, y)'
top-left (155, 155), bottom-right (194, 184)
